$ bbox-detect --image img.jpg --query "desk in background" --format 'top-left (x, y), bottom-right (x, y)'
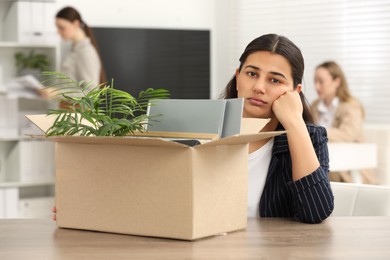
top-left (328, 143), bottom-right (377, 183)
top-left (1, 217), bottom-right (390, 259)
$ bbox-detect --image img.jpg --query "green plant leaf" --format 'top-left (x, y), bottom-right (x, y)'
top-left (42, 71), bottom-right (170, 137)
top-left (14, 50), bottom-right (50, 71)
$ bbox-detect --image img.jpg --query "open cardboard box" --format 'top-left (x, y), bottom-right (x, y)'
top-left (26, 115), bottom-right (284, 240)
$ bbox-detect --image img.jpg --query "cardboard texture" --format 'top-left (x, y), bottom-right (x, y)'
top-left (27, 114), bottom-right (284, 240)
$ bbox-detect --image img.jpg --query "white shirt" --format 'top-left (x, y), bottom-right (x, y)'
top-left (316, 97), bottom-right (340, 128)
top-left (247, 137), bottom-right (274, 218)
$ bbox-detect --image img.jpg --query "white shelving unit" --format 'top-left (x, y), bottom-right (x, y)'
top-left (0, 43), bottom-right (59, 87)
top-left (0, 127), bottom-right (56, 219)
top-left (0, 181), bottom-right (54, 218)
top-left (0, 0), bottom-right (58, 219)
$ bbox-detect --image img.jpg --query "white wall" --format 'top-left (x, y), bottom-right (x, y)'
top-left (56, 0), bottom-right (215, 29)
top-left (55, 0), bottom-right (225, 98)
top-left (214, 0), bottom-right (238, 98)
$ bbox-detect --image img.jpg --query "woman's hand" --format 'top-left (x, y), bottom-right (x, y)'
top-left (52, 206), bottom-right (56, 221)
top-left (272, 90), bottom-right (320, 181)
top-left (272, 91), bottom-right (303, 129)
top-left (39, 87), bottom-right (59, 99)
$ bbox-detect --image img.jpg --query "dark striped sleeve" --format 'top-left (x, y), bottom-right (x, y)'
top-left (287, 125), bottom-right (334, 223)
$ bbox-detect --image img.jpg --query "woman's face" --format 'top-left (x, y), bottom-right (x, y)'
top-left (55, 18), bottom-right (79, 40)
top-left (236, 51), bottom-right (295, 118)
top-left (314, 67), bottom-right (339, 101)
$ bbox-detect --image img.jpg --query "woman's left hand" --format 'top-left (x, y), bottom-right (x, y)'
top-left (272, 91), bottom-right (303, 129)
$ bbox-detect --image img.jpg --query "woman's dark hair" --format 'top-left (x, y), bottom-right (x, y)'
top-left (222, 34), bottom-right (314, 124)
top-left (56, 6), bottom-right (106, 84)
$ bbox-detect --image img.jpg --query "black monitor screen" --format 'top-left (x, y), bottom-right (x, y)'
top-left (92, 27), bottom-right (210, 99)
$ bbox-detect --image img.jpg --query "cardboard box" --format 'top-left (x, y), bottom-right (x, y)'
top-left (27, 115), bottom-right (283, 240)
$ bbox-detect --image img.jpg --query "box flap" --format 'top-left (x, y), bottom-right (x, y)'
top-left (26, 114), bottom-right (284, 148)
top-left (240, 118), bottom-right (270, 134)
top-left (199, 131), bottom-right (286, 147)
top-left (25, 114), bottom-right (57, 134)
top-left (25, 114), bottom-right (97, 135)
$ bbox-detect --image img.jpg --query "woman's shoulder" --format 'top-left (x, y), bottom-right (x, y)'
top-left (306, 124), bottom-right (328, 143)
top-left (74, 38), bottom-right (99, 60)
top-left (311, 98), bottom-right (321, 107)
top-left (306, 123), bottom-right (326, 133)
top-left (277, 123), bottom-right (326, 135)
top-left (75, 38), bottom-right (96, 52)
top-left (276, 123), bottom-right (327, 144)
top-left (339, 97), bottom-right (363, 109)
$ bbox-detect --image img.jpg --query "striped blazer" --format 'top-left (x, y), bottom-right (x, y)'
top-left (259, 124), bottom-right (334, 223)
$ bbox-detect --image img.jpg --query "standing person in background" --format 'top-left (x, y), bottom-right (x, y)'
top-left (55, 6), bottom-right (106, 90)
top-left (311, 61), bottom-right (376, 184)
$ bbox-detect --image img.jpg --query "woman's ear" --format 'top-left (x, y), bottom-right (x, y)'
top-left (72, 20), bottom-right (81, 28)
top-left (334, 77), bottom-right (341, 88)
top-left (296, 84), bottom-right (302, 93)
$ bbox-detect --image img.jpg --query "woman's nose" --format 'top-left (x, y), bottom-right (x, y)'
top-left (253, 79), bottom-right (265, 93)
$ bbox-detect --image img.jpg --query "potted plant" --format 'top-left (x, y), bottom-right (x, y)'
top-left (41, 71), bottom-right (170, 137)
top-left (15, 50), bottom-right (50, 78)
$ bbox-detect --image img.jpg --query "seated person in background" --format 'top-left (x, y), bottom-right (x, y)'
top-left (311, 61), bottom-right (376, 184)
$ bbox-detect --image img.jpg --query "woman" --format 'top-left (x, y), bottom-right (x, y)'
top-left (55, 6), bottom-right (106, 88)
top-left (311, 61), bottom-right (375, 184)
top-left (222, 34), bottom-right (334, 223)
top-left (311, 61), bottom-right (364, 142)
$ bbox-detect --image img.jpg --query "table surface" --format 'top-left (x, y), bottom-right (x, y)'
top-left (1, 217), bottom-right (390, 259)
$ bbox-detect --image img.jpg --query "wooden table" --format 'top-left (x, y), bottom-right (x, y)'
top-left (1, 217), bottom-right (390, 259)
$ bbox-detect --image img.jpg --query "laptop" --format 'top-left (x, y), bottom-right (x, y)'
top-left (146, 98), bottom-right (243, 138)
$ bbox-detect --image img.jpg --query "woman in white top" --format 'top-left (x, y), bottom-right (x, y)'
top-left (55, 7), bottom-right (106, 90)
top-left (222, 34), bottom-right (334, 223)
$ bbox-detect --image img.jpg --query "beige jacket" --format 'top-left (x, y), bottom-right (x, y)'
top-left (311, 98), bottom-right (365, 142)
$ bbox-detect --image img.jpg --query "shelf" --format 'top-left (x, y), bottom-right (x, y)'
top-left (0, 41), bottom-right (57, 48)
top-left (0, 136), bottom-right (23, 141)
top-left (0, 0), bottom-right (55, 3)
top-left (0, 135), bottom-right (38, 141)
top-left (0, 181), bottom-right (54, 188)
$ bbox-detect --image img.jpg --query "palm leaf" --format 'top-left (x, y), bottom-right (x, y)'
top-left (42, 71), bottom-right (169, 136)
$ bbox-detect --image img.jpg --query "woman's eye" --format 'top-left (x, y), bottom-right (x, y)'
top-left (247, 72), bottom-right (257, 77)
top-left (271, 78), bottom-right (280, 84)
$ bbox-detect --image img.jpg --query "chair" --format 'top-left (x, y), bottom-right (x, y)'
top-left (364, 124), bottom-right (390, 186)
top-left (330, 182), bottom-right (390, 216)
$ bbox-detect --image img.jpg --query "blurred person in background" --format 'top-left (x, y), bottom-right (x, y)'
top-left (40, 6), bottom-right (107, 105)
top-left (55, 6), bottom-right (106, 86)
top-left (311, 61), bottom-right (376, 184)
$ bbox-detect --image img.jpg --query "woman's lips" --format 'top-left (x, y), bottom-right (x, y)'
top-left (248, 98), bottom-right (268, 106)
